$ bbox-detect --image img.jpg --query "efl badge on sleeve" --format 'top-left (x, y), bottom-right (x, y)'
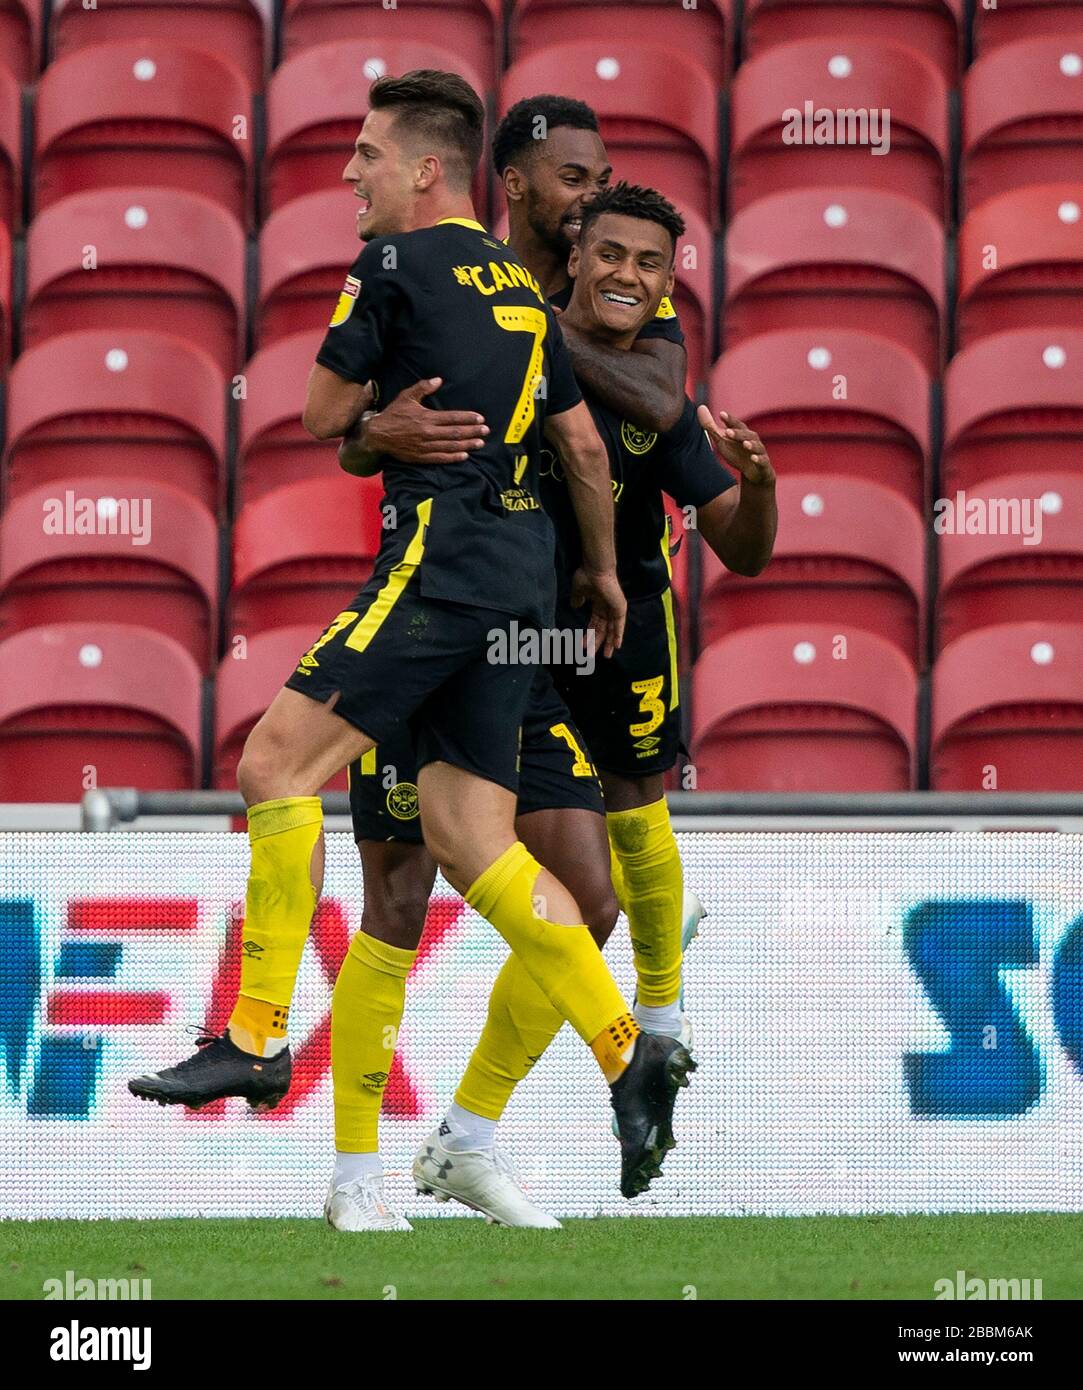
top-left (329, 274), bottom-right (362, 327)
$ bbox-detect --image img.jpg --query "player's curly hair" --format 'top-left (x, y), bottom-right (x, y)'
top-left (369, 69), bottom-right (485, 191)
top-left (492, 94), bottom-right (599, 175)
top-left (577, 181), bottom-right (686, 255)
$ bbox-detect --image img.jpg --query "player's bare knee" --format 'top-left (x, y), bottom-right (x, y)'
top-left (236, 734), bottom-right (279, 806)
top-left (360, 894), bottom-right (428, 953)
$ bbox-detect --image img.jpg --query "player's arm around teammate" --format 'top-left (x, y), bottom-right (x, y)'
top-left (556, 311), bottom-right (686, 434)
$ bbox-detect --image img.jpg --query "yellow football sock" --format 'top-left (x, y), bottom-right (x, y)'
top-left (607, 798), bottom-right (684, 1008)
top-left (466, 842), bottom-right (629, 1052)
top-left (332, 930), bottom-right (416, 1153)
top-left (454, 954), bottom-right (565, 1120)
top-left (228, 796), bottom-right (323, 1056)
top-left (609, 844), bottom-right (627, 914)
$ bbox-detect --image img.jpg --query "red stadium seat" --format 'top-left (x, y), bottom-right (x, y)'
top-left (238, 331), bottom-right (339, 506)
top-left (24, 189), bottom-right (246, 376)
top-left (691, 624), bottom-right (917, 790)
top-left (501, 41), bottom-right (721, 226)
top-left (0, 622), bottom-right (202, 800)
top-left (230, 475), bottom-right (385, 639)
top-left (214, 625), bottom-right (347, 790)
top-left (667, 202), bottom-right (713, 390)
top-left (943, 328), bottom-right (1083, 494)
top-left (724, 188), bottom-right (945, 374)
top-left (0, 479), bottom-right (219, 673)
top-left (0, 63), bottom-right (20, 231)
top-left (0, 215), bottom-right (14, 365)
top-left (963, 37), bottom-right (1083, 217)
top-left (4, 329), bottom-right (227, 516)
top-left (937, 473), bottom-right (1083, 652)
top-left (743, 0), bottom-right (963, 84)
top-left (957, 184), bottom-right (1083, 347)
top-left (931, 621), bottom-right (1083, 790)
top-left (266, 40), bottom-right (487, 218)
top-left (35, 42), bottom-right (254, 228)
top-left (730, 39), bottom-right (950, 222)
top-left (0, 0), bottom-right (39, 83)
top-left (709, 329), bottom-right (932, 508)
top-left (973, 0), bottom-right (1083, 59)
top-left (51, 0), bottom-right (266, 91)
top-left (509, 0), bottom-right (732, 80)
top-left (698, 475), bottom-right (926, 667)
top-left (257, 188), bottom-right (359, 347)
top-left (281, 0), bottom-right (502, 90)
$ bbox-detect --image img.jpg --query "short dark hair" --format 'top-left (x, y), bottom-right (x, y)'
top-left (493, 94), bottom-right (599, 175)
top-left (369, 69), bottom-right (485, 191)
top-left (577, 181), bottom-right (685, 256)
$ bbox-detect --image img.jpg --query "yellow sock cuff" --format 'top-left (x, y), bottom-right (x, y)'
top-left (247, 796), bottom-right (323, 840)
top-left (590, 1012), bottom-right (640, 1083)
top-left (466, 842), bottom-right (534, 920)
top-left (347, 929), bottom-right (417, 978)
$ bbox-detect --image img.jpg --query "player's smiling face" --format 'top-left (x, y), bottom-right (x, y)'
top-left (516, 126), bottom-right (612, 258)
top-left (568, 212), bottom-right (675, 340)
top-left (343, 108), bottom-right (420, 240)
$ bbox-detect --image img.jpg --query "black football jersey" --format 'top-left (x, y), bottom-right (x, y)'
top-left (541, 395), bottom-right (736, 603)
top-left (316, 218), bottom-right (581, 626)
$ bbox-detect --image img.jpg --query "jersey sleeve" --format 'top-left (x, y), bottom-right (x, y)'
top-left (657, 400), bottom-right (736, 508)
top-left (543, 306), bottom-right (583, 417)
top-left (635, 295), bottom-right (685, 347)
top-left (315, 239), bottom-right (402, 385)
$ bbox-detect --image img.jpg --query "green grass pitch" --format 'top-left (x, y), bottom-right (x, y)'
top-left (2, 1215), bottom-right (1080, 1300)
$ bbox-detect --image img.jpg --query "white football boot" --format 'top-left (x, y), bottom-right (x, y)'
top-left (324, 1174), bottom-right (413, 1232)
top-left (413, 1130), bottom-right (561, 1228)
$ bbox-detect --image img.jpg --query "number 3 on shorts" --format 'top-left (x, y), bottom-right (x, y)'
top-left (630, 675), bottom-right (665, 738)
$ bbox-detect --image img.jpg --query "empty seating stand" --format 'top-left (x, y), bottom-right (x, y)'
top-left (281, 0), bottom-right (502, 91)
top-left (698, 474), bottom-right (926, 667)
top-left (4, 329), bottom-right (228, 517)
top-left (509, 0), bottom-right (732, 81)
top-left (691, 623), bottom-right (917, 790)
top-left (35, 41), bottom-right (254, 228)
top-left (24, 188), bottom-right (246, 376)
top-left (724, 187), bottom-right (945, 374)
top-left (931, 621), bottom-right (1083, 790)
top-left (743, 0), bottom-right (963, 84)
top-left (0, 479), bottom-right (220, 674)
top-left (710, 329), bottom-right (932, 509)
top-left (730, 39), bottom-right (951, 223)
top-left (963, 35), bottom-right (1083, 217)
top-left (50, 0), bottom-right (266, 90)
top-left (0, 622), bottom-right (203, 800)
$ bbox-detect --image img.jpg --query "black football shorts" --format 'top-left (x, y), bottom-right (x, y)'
top-left (285, 571), bottom-right (535, 797)
top-left (348, 668), bottom-right (604, 844)
top-left (551, 590), bottom-right (681, 777)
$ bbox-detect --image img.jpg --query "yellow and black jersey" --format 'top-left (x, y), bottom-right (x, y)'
top-left (316, 218), bottom-right (581, 626)
top-left (541, 395), bottom-right (735, 604)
